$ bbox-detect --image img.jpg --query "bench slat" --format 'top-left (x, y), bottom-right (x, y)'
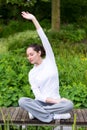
top-left (11, 107), bottom-right (20, 121)
top-left (81, 109), bottom-right (87, 122)
top-left (77, 109), bottom-right (84, 123)
top-left (0, 107), bottom-right (87, 126)
top-left (8, 107), bottom-right (16, 118)
top-left (15, 107), bottom-right (24, 122)
top-left (0, 107), bottom-right (8, 123)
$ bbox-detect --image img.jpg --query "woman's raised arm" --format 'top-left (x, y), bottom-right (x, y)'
top-left (21, 11), bottom-right (41, 30)
top-left (21, 11), bottom-right (56, 64)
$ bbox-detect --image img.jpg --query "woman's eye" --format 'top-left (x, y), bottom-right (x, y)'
top-left (30, 53), bottom-right (34, 56)
top-left (27, 53), bottom-right (33, 57)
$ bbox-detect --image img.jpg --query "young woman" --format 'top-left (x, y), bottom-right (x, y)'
top-left (18, 11), bottom-right (73, 123)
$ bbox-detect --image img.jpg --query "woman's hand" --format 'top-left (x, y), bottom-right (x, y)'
top-left (21, 11), bottom-right (35, 21)
top-left (21, 11), bottom-right (40, 30)
top-left (46, 97), bottom-right (69, 104)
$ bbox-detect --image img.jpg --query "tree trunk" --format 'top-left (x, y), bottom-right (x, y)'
top-left (51, 0), bottom-right (60, 31)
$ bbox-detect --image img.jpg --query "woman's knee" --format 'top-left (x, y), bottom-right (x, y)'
top-left (18, 97), bottom-right (27, 107)
top-left (67, 100), bottom-right (74, 110)
top-left (18, 97), bottom-right (33, 107)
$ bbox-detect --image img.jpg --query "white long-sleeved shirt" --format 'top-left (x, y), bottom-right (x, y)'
top-left (28, 28), bottom-right (61, 102)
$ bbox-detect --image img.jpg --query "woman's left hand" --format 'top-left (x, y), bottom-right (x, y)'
top-left (46, 97), bottom-right (69, 104)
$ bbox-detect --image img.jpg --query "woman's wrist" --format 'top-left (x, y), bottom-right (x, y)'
top-left (32, 17), bottom-right (41, 30)
top-left (46, 97), bottom-right (60, 104)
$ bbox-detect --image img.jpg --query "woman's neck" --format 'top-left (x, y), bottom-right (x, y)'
top-left (35, 58), bottom-right (43, 66)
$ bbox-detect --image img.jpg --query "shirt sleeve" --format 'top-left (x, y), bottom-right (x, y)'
top-left (37, 28), bottom-right (56, 64)
top-left (29, 72), bottom-right (47, 102)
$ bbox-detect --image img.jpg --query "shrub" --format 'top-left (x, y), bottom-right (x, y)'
top-left (0, 20), bottom-right (35, 38)
top-left (47, 24), bottom-right (86, 43)
top-left (57, 55), bottom-right (87, 86)
top-left (60, 82), bottom-right (87, 108)
top-left (58, 25), bottom-right (86, 42)
top-left (0, 53), bottom-right (34, 106)
top-left (0, 22), bottom-right (87, 107)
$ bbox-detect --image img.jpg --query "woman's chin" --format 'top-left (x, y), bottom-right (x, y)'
top-left (30, 61), bottom-right (34, 64)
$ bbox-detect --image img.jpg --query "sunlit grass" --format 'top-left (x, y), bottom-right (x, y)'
top-left (0, 30), bottom-right (38, 54)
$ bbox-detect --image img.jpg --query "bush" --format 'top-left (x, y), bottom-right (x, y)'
top-left (47, 24), bottom-right (87, 43)
top-left (59, 25), bottom-right (86, 42)
top-left (0, 53), bottom-right (34, 106)
top-left (61, 0), bottom-right (87, 23)
top-left (59, 28), bottom-right (86, 42)
top-left (60, 82), bottom-right (87, 108)
top-left (0, 21), bottom-right (87, 107)
top-left (0, 20), bottom-right (35, 38)
top-left (57, 56), bottom-right (87, 86)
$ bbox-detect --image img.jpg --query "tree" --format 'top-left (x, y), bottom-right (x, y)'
top-left (51, 0), bottom-right (60, 31)
top-left (6, 0), bottom-right (60, 31)
top-left (6, 0), bottom-right (36, 6)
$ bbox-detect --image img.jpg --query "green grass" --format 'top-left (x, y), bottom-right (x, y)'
top-left (0, 30), bottom-right (38, 53)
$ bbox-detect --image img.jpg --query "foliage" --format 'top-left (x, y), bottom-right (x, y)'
top-left (57, 55), bottom-right (87, 86)
top-left (34, 1), bottom-right (51, 20)
top-left (48, 24), bottom-right (86, 43)
top-left (0, 19), bottom-right (50, 38)
top-left (78, 127), bottom-right (87, 130)
top-left (0, 0), bottom-right (87, 26)
top-left (1, 0), bottom-right (87, 26)
top-left (61, 0), bottom-right (87, 23)
top-left (54, 43), bottom-right (87, 108)
top-left (0, 20), bottom-right (35, 38)
top-left (26, 126), bottom-right (53, 130)
top-left (6, 0), bottom-right (36, 6)
top-left (0, 53), bottom-right (34, 106)
top-left (0, 20), bottom-right (87, 107)
top-left (72, 114), bottom-right (76, 130)
top-left (60, 82), bottom-right (87, 108)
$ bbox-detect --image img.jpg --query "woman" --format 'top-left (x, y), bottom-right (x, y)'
top-left (18, 11), bottom-right (73, 123)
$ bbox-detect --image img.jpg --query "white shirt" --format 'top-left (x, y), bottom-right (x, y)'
top-left (29, 28), bottom-right (60, 102)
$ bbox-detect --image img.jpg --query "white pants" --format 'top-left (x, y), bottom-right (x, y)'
top-left (18, 97), bottom-right (73, 123)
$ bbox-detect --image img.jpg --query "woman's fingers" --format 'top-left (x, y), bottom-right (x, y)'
top-left (21, 11), bottom-right (34, 20)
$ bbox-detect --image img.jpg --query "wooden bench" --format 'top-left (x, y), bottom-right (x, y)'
top-left (0, 107), bottom-right (87, 130)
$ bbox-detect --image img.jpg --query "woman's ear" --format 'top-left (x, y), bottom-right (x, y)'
top-left (38, 51), bottom-right (41, 56)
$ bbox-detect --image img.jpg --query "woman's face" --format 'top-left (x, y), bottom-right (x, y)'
top-left (26, 47), bottom-right (41, 65)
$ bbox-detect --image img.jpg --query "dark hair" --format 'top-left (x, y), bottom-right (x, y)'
top-left (28, 43), bottom-right (46, 57)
